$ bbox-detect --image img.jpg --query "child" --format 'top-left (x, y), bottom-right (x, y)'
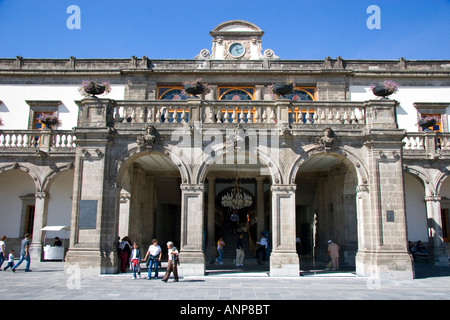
top-left (3, 249), bottom-right (14, 271)
top-left (130, 243), bottom-right (141, 279)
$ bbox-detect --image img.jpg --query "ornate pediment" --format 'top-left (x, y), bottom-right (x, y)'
top-left (195, 20), bottom-right (279, 61)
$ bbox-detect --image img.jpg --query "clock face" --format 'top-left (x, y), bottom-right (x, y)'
top-left (229, 42), bottom-right (245, 57)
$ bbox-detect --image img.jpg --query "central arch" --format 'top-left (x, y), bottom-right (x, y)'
top-left (198, 142), bottom-right (280, 273)
top-left (287, 146), bottom-right (368, 272)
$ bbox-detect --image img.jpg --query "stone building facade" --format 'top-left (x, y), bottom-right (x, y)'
top-left (1, 20), bottom-right (450, 279)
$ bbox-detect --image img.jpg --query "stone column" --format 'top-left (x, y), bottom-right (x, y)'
top-left (64, 126), bottom-right (119, 275)
top-left (425, 195), bottom-right (448, 266)
top-left (129, 164), bottom-right (145, 245)
top-left (207, 177), bottom-right (216, 262)
top-left (29, 191), bottom-right (49, 261)
top-left (355, 184), bottom-right (370, 253)
top-left (178, 183), bottom-right (205, 276)
top-left (270, 184), bottom-right (299, 277)
top-left (188, 98), bottom-right (202, 123)
top-left (356, 132), bottom-right (414, 280)
top-left (145, 175), bottom-right (155, 248)
top-left (254, 85), bottom-right (264, 100)
top-left (256, 177), bottom-right (265, 238)
top-left (118, 191), bottom-right (131, 238)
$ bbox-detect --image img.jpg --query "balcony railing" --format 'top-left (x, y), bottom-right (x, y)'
top-left (110, 100), bottom-right (367, 125)
top-left (0, 130), bottom-right (76, 149)
top-left (403, 132), bottom-right (450, 155)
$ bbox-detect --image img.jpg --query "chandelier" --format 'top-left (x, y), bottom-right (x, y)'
top-left (221, 178), bottom-right (252, 210)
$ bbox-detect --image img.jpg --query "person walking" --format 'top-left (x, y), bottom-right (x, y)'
top-left (256, 234), bottom-right (267, 265)
top-left (12, 234), bottom-right (31, 272)
top-left (130, 243), bottom-right (142, 279)
top-left (144, 238), bottom-right (162, 279)
top-left (162, 241), bottom-right (179, 283)
top-left (326, 240), bottom-right (340, 271)
top-left (235, 233), bottom-right (245, 267)
top-left (0, 235), bottom-right (6, 270)
top-left (3, 250), bottom-right (14, 271)
top-left (216, 237), bottom-right (225, 265)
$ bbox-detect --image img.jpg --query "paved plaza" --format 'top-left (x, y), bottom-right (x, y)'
top-left (1, 260), bottom-right (450, 301)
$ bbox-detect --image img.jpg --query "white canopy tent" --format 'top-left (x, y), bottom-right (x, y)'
top-left (41, 226), bottom-right (70, 261)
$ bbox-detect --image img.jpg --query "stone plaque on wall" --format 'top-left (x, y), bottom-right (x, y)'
top-left (78, 200), bottom-right (97, 229)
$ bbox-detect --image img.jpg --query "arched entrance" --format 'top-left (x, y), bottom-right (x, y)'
top-left (294, 152), bottom-right (359, 271)
top-left (0, 169), bottom-right (37, 249)
top-left (116, 151), bottom-right (182, 256)
top-left (203, 152), bottom-right (273, 274)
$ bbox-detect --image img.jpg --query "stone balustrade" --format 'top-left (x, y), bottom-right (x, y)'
top-left (0, 130), bottom-right (76, 150)
top-left (111, 100), bottom-right (367, 125)
top-left (403, 132), bottom-right (450, 155)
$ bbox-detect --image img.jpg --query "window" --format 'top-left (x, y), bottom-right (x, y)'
top-left (414, 102), bottom-right (449, 132)
top-left (20, 194), bottom-right (36, 237)
top-left (289, 87), bottom-right (317, 124)
top-left (287, 87), bottom-right (316, 101)
top-left (157, 87), bottom-right (188, 100)
top-left (219, 87), bottom-right (254, 100)
top-left (419, 113), bottom-right (441, 132)
top-left (24, 205), bottom-right (35, 236)
top-left (33, 111), bottom-right (56, 129)
top-left (26, 100), bottom-right (61, 130)
top-left (157, 87), bottom-right (189, 123)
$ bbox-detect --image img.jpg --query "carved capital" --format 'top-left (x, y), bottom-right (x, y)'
top-left (425, 195), bottom-right (441, 202)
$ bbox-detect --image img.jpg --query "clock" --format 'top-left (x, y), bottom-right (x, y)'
top-left (229, 42), bottom-right (245, 57)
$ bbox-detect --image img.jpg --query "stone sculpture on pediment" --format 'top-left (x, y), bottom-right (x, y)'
top-left (314, 127), bottom-right (340, 151)
top-left (136, 125), bottom-right (164, 152)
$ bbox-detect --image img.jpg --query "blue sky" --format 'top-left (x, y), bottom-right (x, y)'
top-left (0, 0), bottom-right (449, 60)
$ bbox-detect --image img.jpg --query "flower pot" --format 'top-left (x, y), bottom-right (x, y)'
top-left (41, 119), bottom-right (58, 126)
top-left (272, 83), bottom-right (294, 97)
top-left (184, 82), bottom-right (206, 97)
top-left (83, 81), bottom-right (106, 96)
top-left (418, 118), bottom-right (437, 129)
top-left (372, 85), bottom-right (394, 98)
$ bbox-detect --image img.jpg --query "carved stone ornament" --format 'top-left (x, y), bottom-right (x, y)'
top-left (263, 49), bottom-right (279, 60)
top-left (195, 49), bottom-right (211, 60)
top-left (314, 127), bottom-right (340, 151)
top-left (232, 124), bottom-right (245, 150)
top-left (279, 124), bottom-right (292, 136)
top-left (136, 125), bottom-right (163, 151)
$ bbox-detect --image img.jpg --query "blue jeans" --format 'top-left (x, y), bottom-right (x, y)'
top-left (0, 252), bottom-right (4, 268)
top-left (132, 262), bottom-right (140, 278)
top-left (217, 248), bottom-right (224, 263)
top-left (147, 257), bottom-right (159, 278)
top-left (13, 253), bottom-right (30, 271)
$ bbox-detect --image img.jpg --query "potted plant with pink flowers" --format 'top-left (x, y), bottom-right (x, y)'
top-left (182, 78), bottom-right (211, 98)
top-left (40, 114), bottom-right (62, 129)
top-left (79, 80), bottom-right (112, 97)
top-left (267, 77), bottom-right (295, 99)
top-left (370, 80), bottom-right (400, 98)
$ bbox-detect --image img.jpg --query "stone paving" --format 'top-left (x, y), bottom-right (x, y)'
top-left (1, 260), bottom-right (450, 301)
